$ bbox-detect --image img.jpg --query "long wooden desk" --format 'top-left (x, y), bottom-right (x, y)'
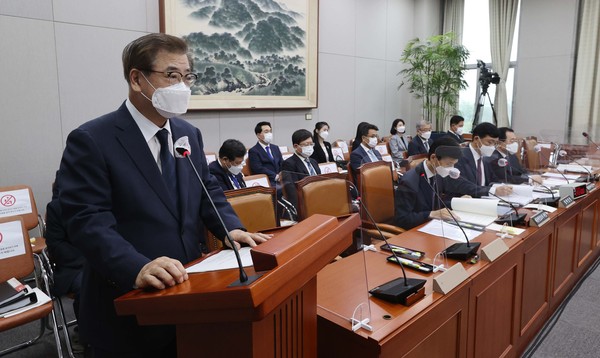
top-left (317, 185), bottom-right (600, 357)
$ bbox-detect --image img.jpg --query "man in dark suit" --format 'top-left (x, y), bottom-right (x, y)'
top-left (445, 122), bottom-right (513, 198)
top-left (248, 121), bottom-right (283, 187)
top-left (407, 120), bottom-right (433, 155)
top-left (57, 33), bottom-right (269, 357)
top-left (446, 115), bottom-right (465, 143)
top-left (490, 127), bottom-right (542, 185)
top-left (209, 139), bottom-right (247, 191)
top-left (394, 137), bottom-right (462, 230)
top-left (281, 129), bottom-right (322, 208)
top-left (350, 123), bottom-right (382, 181)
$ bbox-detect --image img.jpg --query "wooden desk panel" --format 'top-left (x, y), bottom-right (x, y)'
top-left (518, 222), bottom-right (553, 352)
top-left (551, 210), bottom-right (578, 308)
top-left (578, 198), bottom-right (597, 269)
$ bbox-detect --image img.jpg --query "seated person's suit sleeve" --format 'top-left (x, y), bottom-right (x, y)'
top-left (407, 139), bottom-right (419, 156)
top-left (350, 149), bottom-right (364, 173)
top-left (281, 158), bottom-right (303, 208)
top-left (394, 175), bottom-right (431, 230)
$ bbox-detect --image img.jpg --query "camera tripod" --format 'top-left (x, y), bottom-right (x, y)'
top-left (472, 87), bottom-right (498, 127)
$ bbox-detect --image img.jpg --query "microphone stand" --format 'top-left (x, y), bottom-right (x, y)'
top-left (583, 132), bottom-right (600, 151)
top-left (421, 173), bottom-right (481, 261)
top-left (487, 191), bottom-right (527, 226)
top-left (530, 177), bottom-right (559, 206)
top-left (535, 146), bottom-right (570, 184)
top-left (348, 182), bottom-right (425, 306)
top-left (558, 150), bottom-right (598, 183)
top-left (177, 147), bottom-right (261, 286)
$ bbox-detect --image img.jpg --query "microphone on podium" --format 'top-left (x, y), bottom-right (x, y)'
top-left (420, 173), bottom-right (481, 261)
top-left (348, 182), bottom-right (425, 305)
top-left (174, 138), bottom-right (261, 286)
top-left (583, 132), bottom-right (600, 151)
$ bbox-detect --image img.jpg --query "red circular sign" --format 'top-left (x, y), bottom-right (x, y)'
top-left (1, 195), bottom-right (16, 207)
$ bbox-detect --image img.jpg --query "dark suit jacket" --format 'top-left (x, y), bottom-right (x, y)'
top-left (407, 136), bottom-right (433, 156)
top-left (446, 130), bottom-right (464, 143)
top-left (311, 140), bottom-right (334, 163)
top-left (281, 154), bottom-right (321, 208)
top-left (350, 145), bottom-right (383, 172)
top-left (490, 150), bottom-right (529, 184)
top-left (58, 102), bottom-right (243, 354)
top-left (45, 173), bottom-right (85, 297)
top-left (208, 160), bottom-right (246, 191)
top-left (248, 142), bottom-right (283, 186)
top-left (394, 162), bottom-right (451, 230)
top-left (446, 146), bottom-right (500, 197)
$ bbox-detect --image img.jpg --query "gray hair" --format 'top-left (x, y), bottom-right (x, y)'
top-left (416, 120), bottom-right (431, 131)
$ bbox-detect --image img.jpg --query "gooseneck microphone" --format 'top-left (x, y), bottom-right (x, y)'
top-left (534, 144), bottom-right (570, 184)
top-left (583, 132), bottom-right (600, 151)
top-left (487, 191), bottom-right (527, 226)
top-left (348, 182), bottom-right (425, 305)
top-left (498, 157), bottom-right (509, 184)
top-left (175, 143), bottom-right (258, 286)
top-left (558, 150), bottom-right (598, 182)
top-left (421, 173), bottom-right (481, 260)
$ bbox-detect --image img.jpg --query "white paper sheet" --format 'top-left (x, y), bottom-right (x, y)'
top-left (186, 247), bottom-right (253, 273)
top-left (0, 189), bottom-right (33, 219)
top-left (0, 220), bottom-right (26, 260)
top-left (543, 172), bottom-right (581, 180)
top-left (489, 184), bottom-right (534, 206)
top-left (418, 219), bottom-right (482, 243)
top-left (556, 164), bottom-right (593, 174)
top-left (450, 198), bottom-right (499, 226)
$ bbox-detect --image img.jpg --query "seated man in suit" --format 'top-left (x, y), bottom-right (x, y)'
top-left (445, 122), bottom-right (513, 198)
top-left (407, 120), bottom-right (433, 156)
top-left (490, 127), bottom-right (542, 185)
top-left (447, 115), bottom-right (465, 143)
top-left (281, 129), bottom-right (321, 208)
top-left (209, 139), bottom-right (247, 191)
top-left (394, 136), bottom-right (462, 230)
top-left (350, 123), bottom-right (382, 181)
top-left (248, 121), bottom-right (283, 187)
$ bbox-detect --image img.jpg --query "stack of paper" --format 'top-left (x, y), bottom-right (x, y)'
top-left (557, 164), bottom-right (593, 174)
top-left (489, 184), bottom-right (534, 206)
top-left (450, 197), bottom-right (499, 226)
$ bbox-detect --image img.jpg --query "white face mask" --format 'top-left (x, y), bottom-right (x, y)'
top-left (319, 131), bottom-right (329, 140)
top-left (479, 143), bottom-right (496, 157)
top-left (420, 131), bottom-right (432, 140)
top-left (435, 166), bottom-right (452, 178)
top-left (506, 142), bottom-right (519, 155)
top-left (396, 126), bottom-right (406, 134)
top-left (141, 74), bottom-right (191, 118)
top-left (456, 127), bottom-right (464, 136)
top-left (228, 162), bottom-right (244, 176)
top-left (367, 137), bottom-right (378, 148)
top-left (299, 145), bottom-right (314, 158)
top-left (263, 132), bottom-right (273, 144)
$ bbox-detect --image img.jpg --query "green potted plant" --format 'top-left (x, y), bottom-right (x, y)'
top-left (398, 32), bottom-right (469, 132)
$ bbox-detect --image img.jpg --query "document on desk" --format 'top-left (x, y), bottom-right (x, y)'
top-left (418, 219), bottom-right (482, 242)
top-left (556, 164), bottom-right (593, 174)
top-left (489, 184), bottom-right (534, 206)
top-left (543, 172), bottom-right (582, 180)
top-left (450, 197), bottom-right (499, 226)
top-left (186, 247), bottom-right (253, 273)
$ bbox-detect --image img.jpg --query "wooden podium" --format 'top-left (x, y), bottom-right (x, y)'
top-left (114, 213), bottom-right (360, 357)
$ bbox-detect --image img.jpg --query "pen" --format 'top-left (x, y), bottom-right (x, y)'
top-left (390, 257), bottom-right (432, 273)
top-left (391, 247), bottom-right (423, 258)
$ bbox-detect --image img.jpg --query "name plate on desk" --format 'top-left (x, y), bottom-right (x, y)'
top-left (530, 211), bottom-right (549, 227)
top-left (433, 263), bottom-right (468, 295)
top-left (559, 195), bottom-right (574, 208)
top-left (481, 238), bottom-right (509, 262)
top-left (587, 182), bottom-right (596, 192)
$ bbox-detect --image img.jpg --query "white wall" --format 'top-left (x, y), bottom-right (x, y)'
top-left (0, 0), bottom-right (580, 213)
top-left (512, 0), bottom-right (579, 141)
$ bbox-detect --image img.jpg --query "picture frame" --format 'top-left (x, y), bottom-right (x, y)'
top-left (159, 0), bottom-right (318, 110)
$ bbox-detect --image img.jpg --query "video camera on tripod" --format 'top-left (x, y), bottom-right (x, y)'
top-left (477, 60), bottom-right (500, 94)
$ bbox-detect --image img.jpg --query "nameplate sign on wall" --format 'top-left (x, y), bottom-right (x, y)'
top-left (433, 263), bottom-right (469, 295)
top-left (0, 189), bottom-right (33, 219)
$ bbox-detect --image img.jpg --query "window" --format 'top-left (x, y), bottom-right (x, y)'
top-left (459, 0), bottom-right (520, 132)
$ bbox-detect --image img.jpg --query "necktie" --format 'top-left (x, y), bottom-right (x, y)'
top-left (368, 149), bottom-right (378, 162)
top-left (477, 157), bottom-right (484, 186)
top-left (265, 145), bottom-right (274, 160)
top-left (424, 140), bottom-right (429, 152)
top-left (230, 174), bottom-right (241, 189)
top-left (305, 158), bottom-right (316, 176)
top-left (156, 129), bottom-right (177, 201)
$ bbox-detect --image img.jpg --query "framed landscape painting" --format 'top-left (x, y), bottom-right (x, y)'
top-left (160, 0), bottom-right (318, 110)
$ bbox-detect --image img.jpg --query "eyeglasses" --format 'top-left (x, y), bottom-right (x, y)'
top-left (141, 69), bottom-right (198, 87)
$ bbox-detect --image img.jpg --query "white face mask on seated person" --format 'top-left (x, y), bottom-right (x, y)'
top-left (420, 131), bottom-right (432, 140)
top-left (396, 126), bottom-right (406, 134)
top-left (367, 137), bottom-right (378, 148)
top-left (319, 130), bottom-right (329, 140)
top-left (228, 163), bottom-right (244, 176)
top-left (506, 142), bottom-right (519, 155)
